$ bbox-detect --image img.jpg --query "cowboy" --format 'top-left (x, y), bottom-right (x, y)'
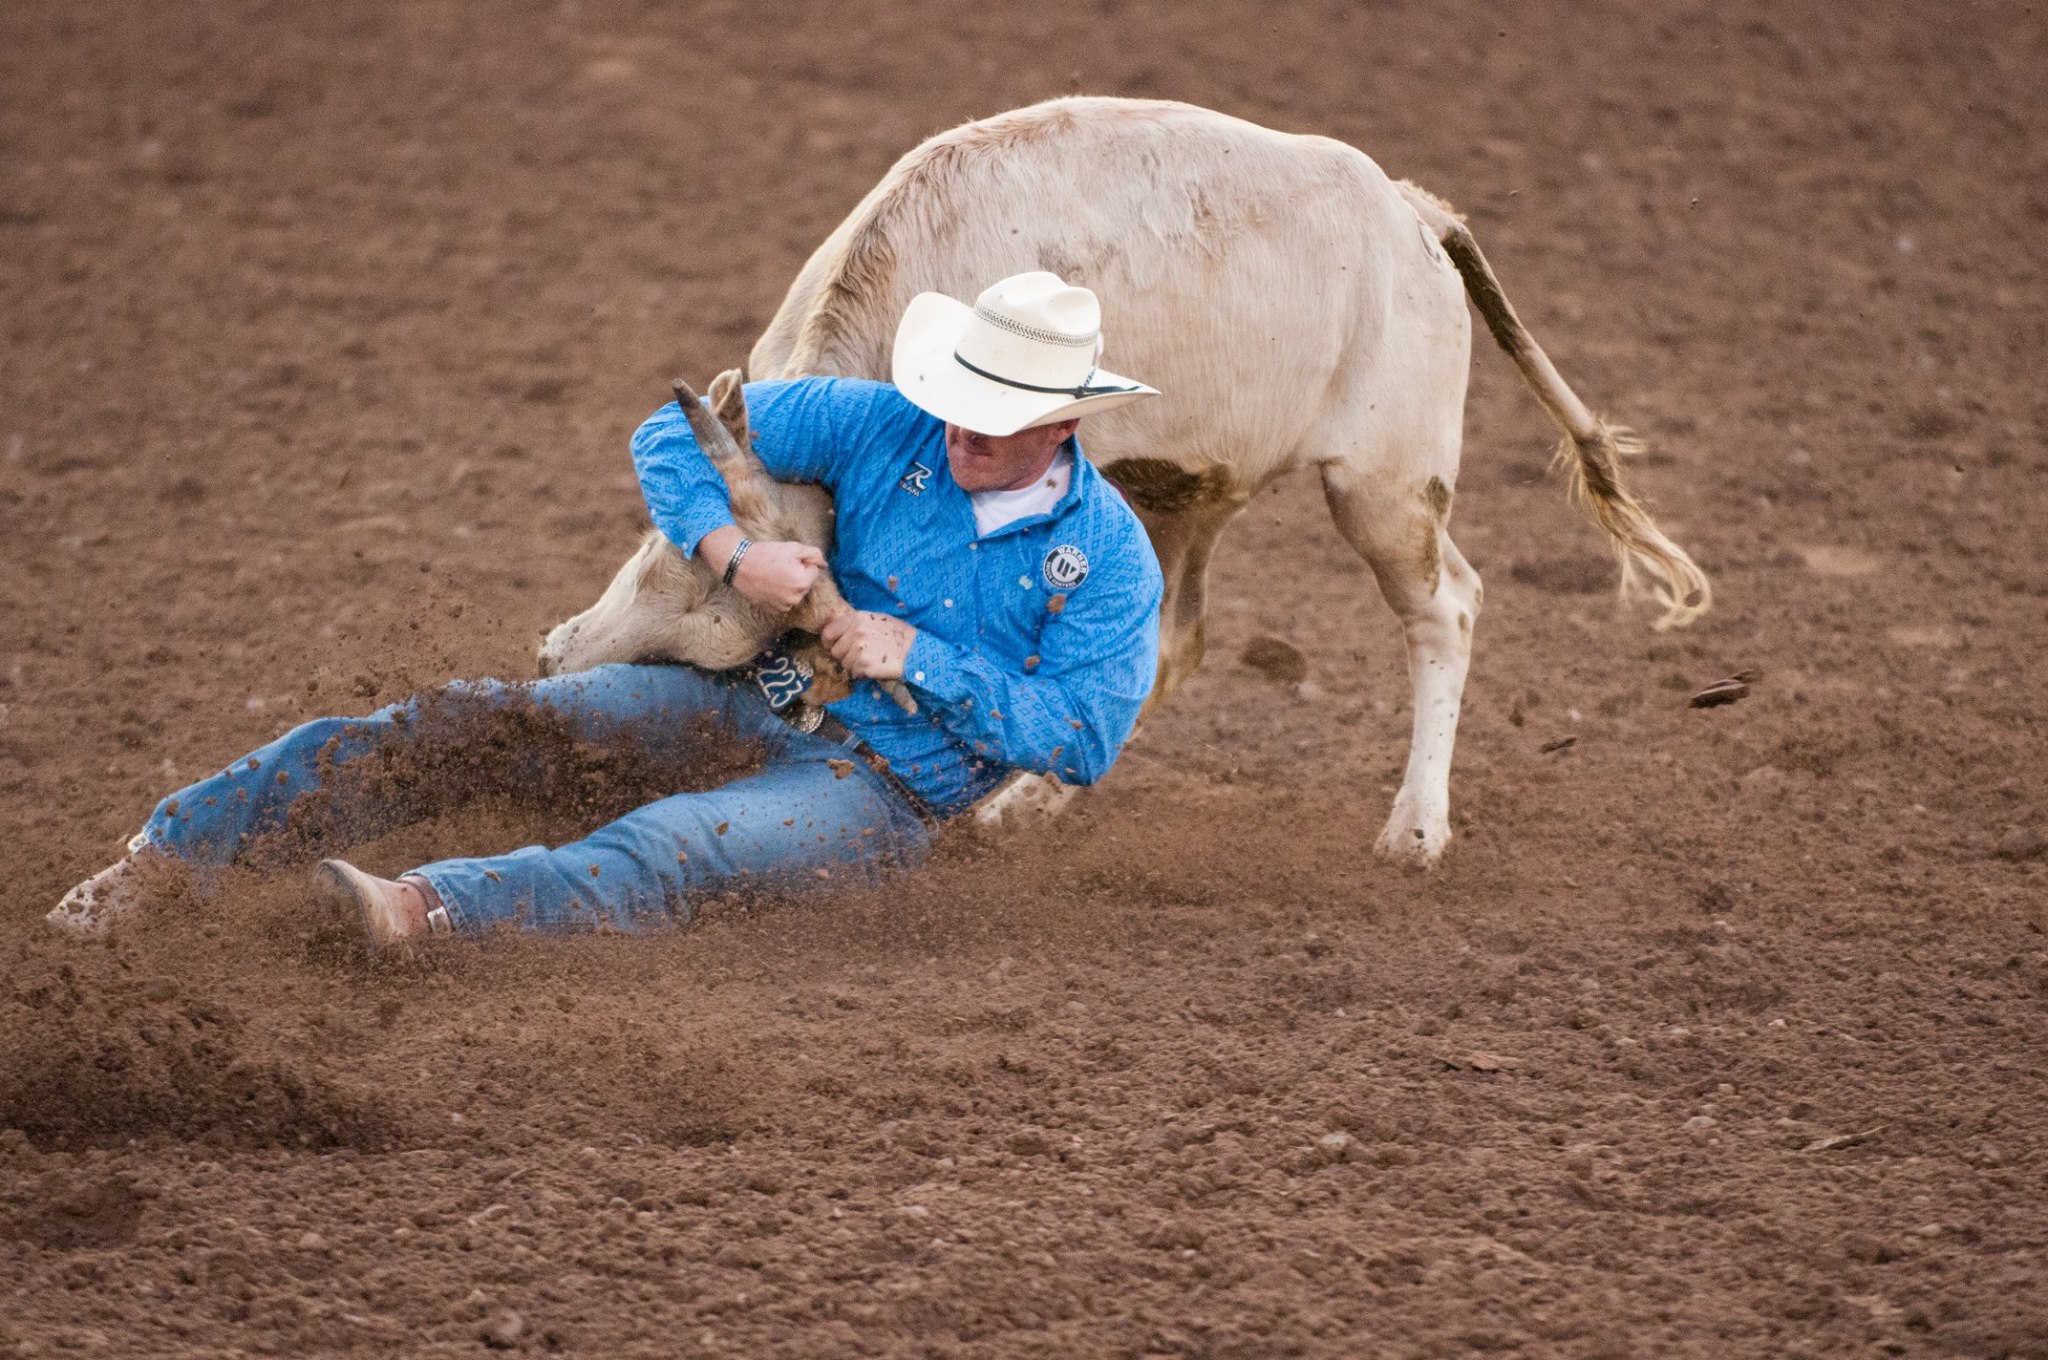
top-left (51, 272), bottom-right (1165, 944)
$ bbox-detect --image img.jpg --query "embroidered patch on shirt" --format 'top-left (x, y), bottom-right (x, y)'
top-left (898, 461), bottom-right (932, 496)
top-left (1043, 544), bottom-right (1089, 590)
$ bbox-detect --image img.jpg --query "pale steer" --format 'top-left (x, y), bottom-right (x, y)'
top-left (542, 96), bottom-right (1710, 865)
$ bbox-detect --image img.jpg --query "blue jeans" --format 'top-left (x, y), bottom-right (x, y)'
top-left (138, 664), bottom-right (932, 933)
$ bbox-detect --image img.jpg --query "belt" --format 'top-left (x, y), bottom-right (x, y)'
top-left (812, 712), bottom-right (938, 827)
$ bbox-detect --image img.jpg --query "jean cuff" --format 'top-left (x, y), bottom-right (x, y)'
top-left (407, 868), bottom-right (471, 934)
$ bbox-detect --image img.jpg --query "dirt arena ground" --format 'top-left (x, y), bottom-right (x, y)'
top-left (4, 1), bottom-right (2047, 1355)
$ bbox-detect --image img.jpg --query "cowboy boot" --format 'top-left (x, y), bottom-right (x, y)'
top-left (312, 859), bottom-right (451, 949)
top-left (48, 837), bottom-right (169, 936)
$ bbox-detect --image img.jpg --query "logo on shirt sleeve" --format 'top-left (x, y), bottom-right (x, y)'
top-left (1043, 544), bottom-right (1089, 589)
top-left (898, 461), bottom-right (932, 496)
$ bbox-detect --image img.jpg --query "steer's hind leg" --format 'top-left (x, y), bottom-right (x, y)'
top-left (1322, 465), bottom-right (1482, 867)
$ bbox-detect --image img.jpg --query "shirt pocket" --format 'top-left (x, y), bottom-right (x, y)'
top-left (982, 538), bottom-right (1059, 663)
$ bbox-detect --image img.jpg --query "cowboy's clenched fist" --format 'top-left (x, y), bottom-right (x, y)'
top-left (699, 526), bottom-right (822, 613)
top-left (734, 540), bottom-right (826, 612)
top-left (821, 610), bottom-right (916, 681)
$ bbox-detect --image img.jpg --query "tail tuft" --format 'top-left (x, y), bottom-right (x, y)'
top-left (1407, 178), bottom-right (1713, 631)
top-left (1552, 421), bottom-right (1711, 631)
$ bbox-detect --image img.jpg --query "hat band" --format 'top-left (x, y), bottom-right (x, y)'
top-left (972, 304), bottom-right (1099, 348)
top-left (953, 352), bottom-right (1145, 401)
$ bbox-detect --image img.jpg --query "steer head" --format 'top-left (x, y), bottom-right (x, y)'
top-left (537, 529), bottom-right (860, 701)
top-left (539, 532), bottom-right (742, 677)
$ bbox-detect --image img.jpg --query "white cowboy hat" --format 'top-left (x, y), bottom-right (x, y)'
top-left (891, 271), bottom-right (1159, 437)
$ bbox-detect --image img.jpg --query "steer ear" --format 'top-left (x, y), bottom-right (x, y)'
top-left (707, 368), bottom-right (752, 451)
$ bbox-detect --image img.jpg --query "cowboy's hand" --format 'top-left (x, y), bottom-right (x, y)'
top-left (736, 540), bottom-right (826, 612)
top-left (701, 527), bottom-right (823, 613)
top-left (821, 610), bottom-right (916, 681)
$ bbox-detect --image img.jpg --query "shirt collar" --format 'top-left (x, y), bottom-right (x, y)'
top-left (964, 435), bottom-right (1094, 540)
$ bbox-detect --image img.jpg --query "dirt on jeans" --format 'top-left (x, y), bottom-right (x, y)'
top-left (256, 684), bottom-right (766, 874)
top-left (3, 1), bottom-right (2047, 1356)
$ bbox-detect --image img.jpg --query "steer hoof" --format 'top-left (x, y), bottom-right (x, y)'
top-left (1374, 816), bottom-right (1449, 869)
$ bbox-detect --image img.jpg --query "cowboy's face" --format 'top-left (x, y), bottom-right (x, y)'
top-left (944, 419), bottom-right (1079, 494)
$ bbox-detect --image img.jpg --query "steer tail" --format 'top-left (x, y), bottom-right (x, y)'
top-left (1396, 181), bottom-right (1711, 629)
top-left (672, 371), bottom-right (782, 534)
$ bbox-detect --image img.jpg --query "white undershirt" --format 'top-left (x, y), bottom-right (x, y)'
top-left (970, 446), bottom-right (1072, 537)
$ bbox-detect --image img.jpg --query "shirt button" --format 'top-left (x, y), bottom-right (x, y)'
top-left (943, 598), bottom-right (954, 607)
top-left (968, 543), bottom-right (977, 551)
top-left (913, 670), bottom-right (925, 682)
top-left (1018, 576), bottom-right (1032, 589)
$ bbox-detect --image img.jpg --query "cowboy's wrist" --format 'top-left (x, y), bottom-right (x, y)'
top-left (696, 524), bottom-right (744, 564)
top-left (721, 536), bottom-right (753, 587)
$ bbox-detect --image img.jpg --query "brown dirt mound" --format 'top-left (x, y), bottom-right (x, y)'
top-left (0, 1153), bottom-right (151, 1252)
top-left (0, 948), bottom-right (399, 1153)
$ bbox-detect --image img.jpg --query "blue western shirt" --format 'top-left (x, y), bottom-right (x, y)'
top-left (630, 378), bottom-right (1164, 819)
